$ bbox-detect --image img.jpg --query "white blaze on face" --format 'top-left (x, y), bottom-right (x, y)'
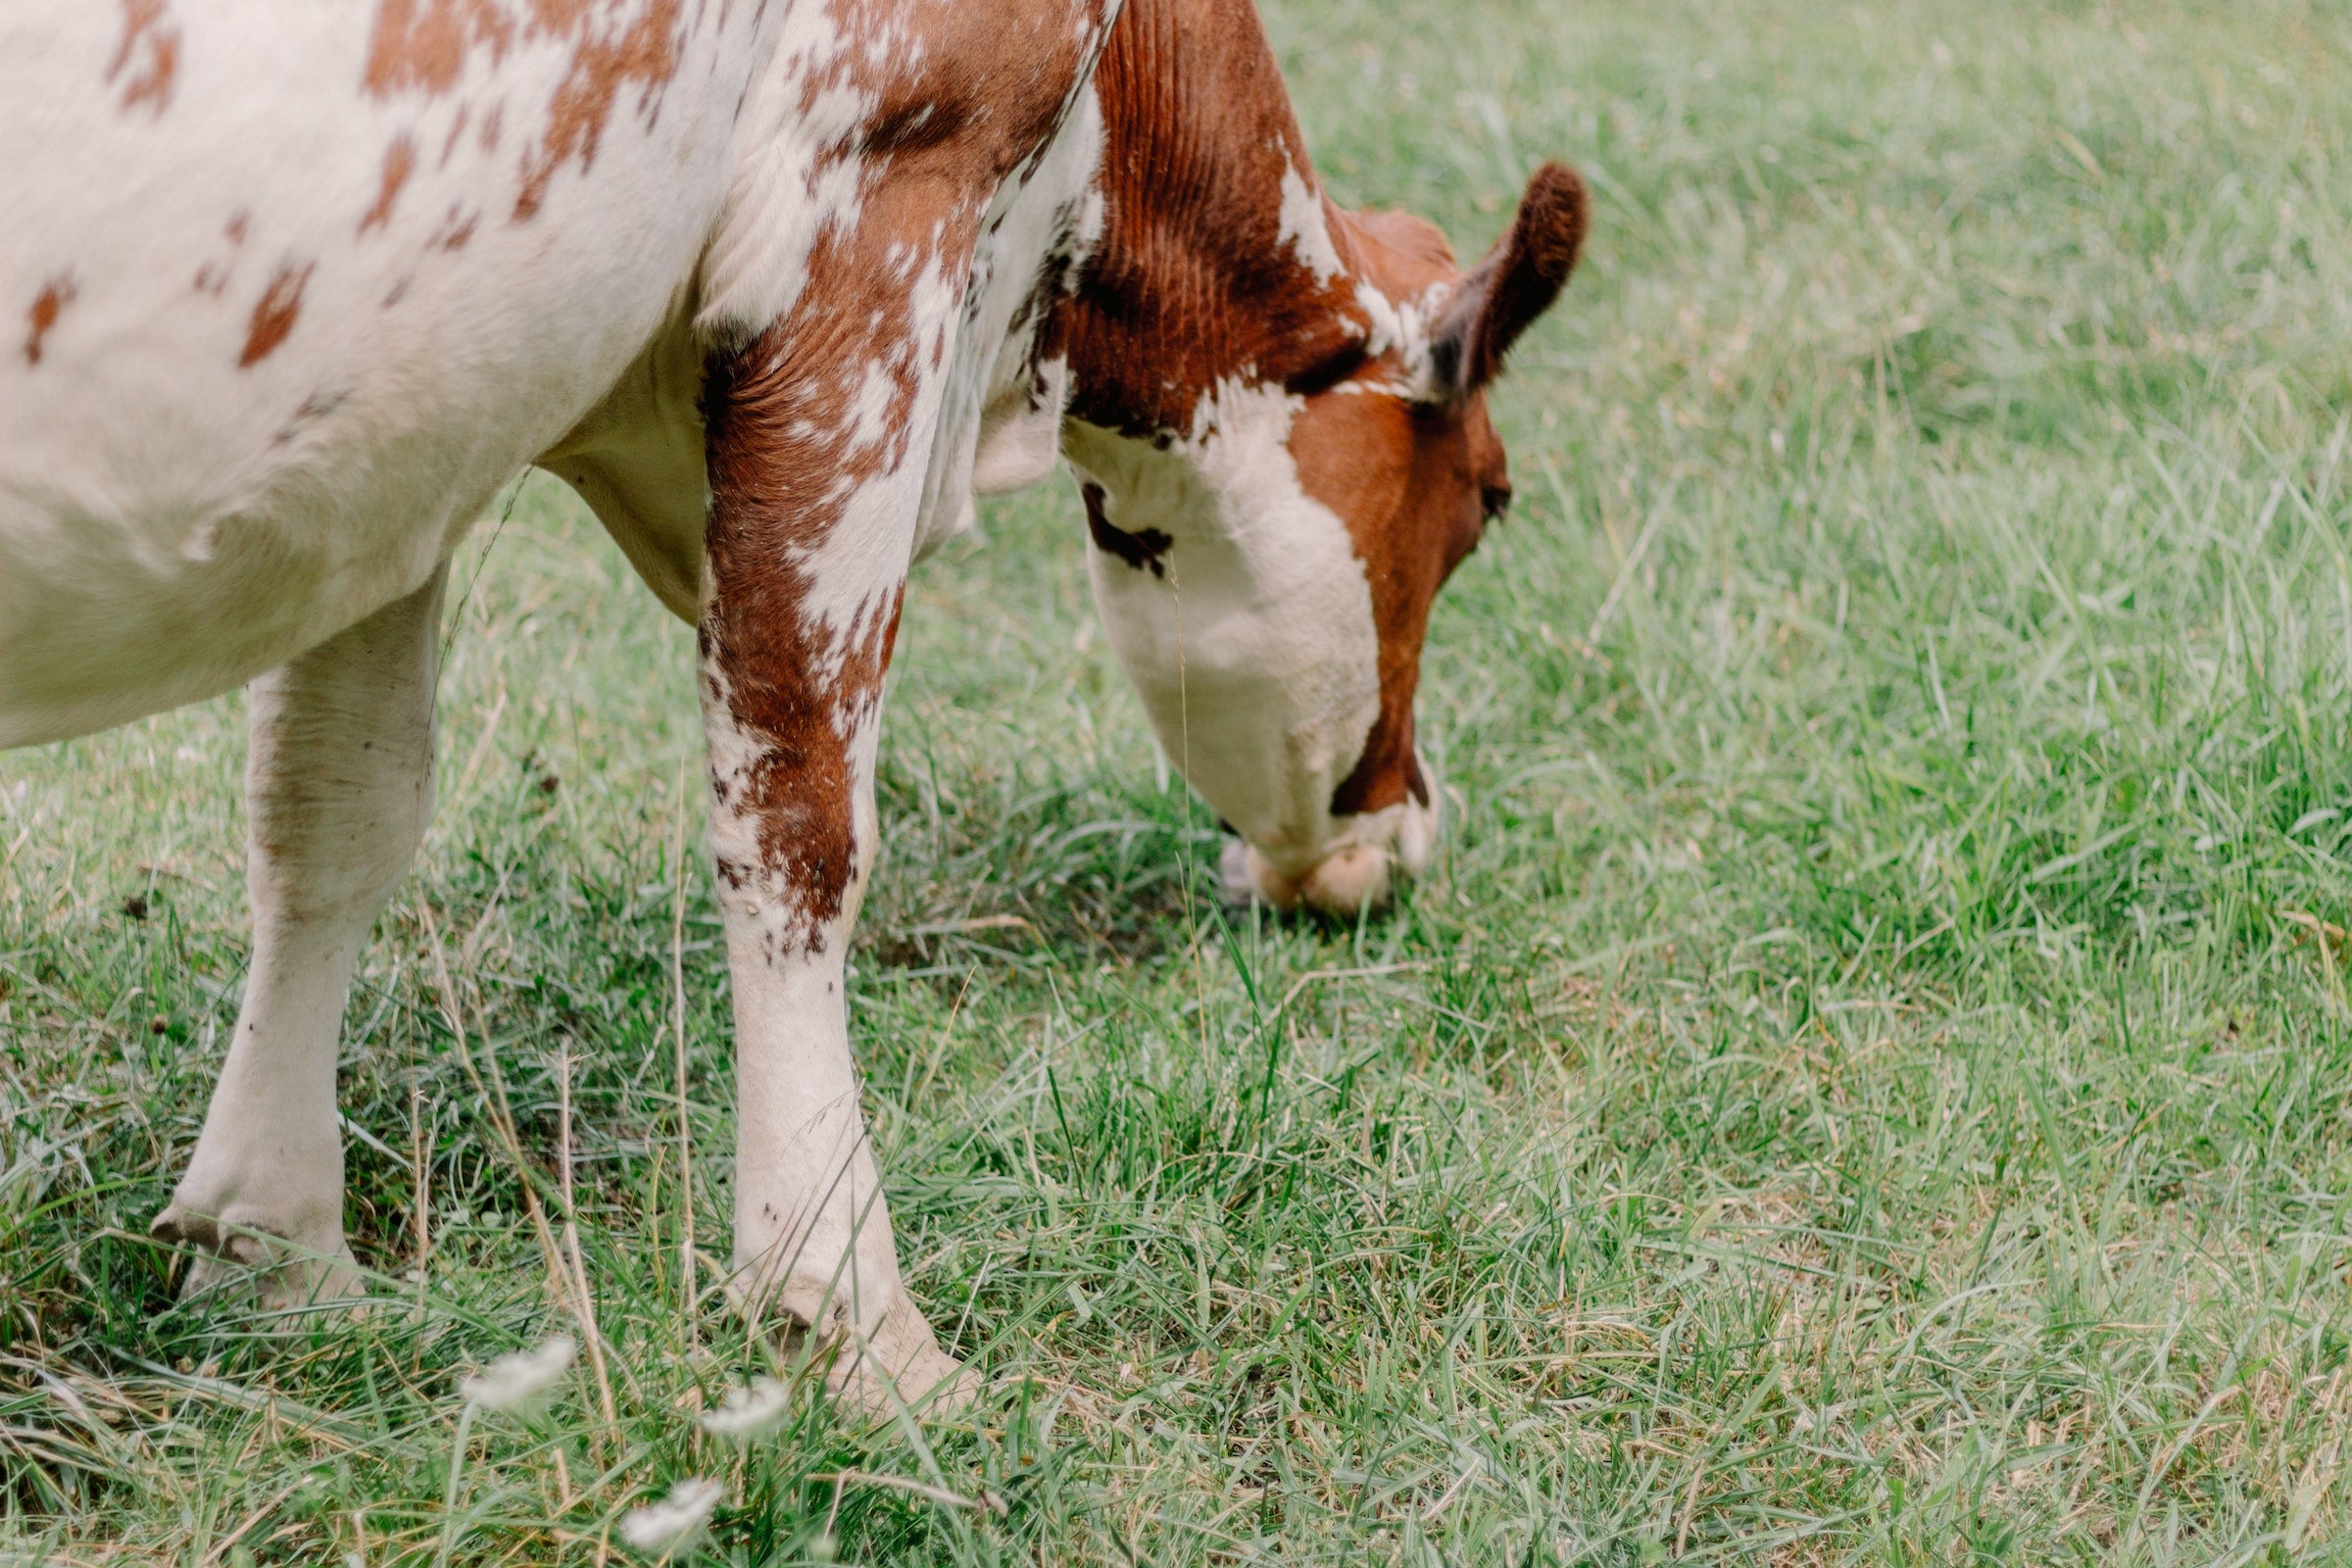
top-left (1063, 377), bottom-right (1382, 879)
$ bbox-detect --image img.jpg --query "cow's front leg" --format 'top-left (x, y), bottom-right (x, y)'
top-left (152, 567), bottom-right (447, 1306)
top-left (698, 333), bottom-right (967, 1414)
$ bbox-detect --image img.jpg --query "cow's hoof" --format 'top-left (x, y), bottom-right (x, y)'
top-left (826, 1297), bottom-right (980, 1422)
top-left (150, 1204), bottom-right (363, 1312)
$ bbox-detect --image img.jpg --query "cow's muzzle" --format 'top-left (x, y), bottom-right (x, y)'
top-left (1219, 762), bottom-right (1442, 918)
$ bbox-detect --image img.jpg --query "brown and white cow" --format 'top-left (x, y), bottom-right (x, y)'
top-left (0, 0), bottom-right (1579, 1410)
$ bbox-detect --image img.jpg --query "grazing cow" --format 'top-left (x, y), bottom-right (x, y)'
top-left (0, 0), bottom-right (1581, 1410)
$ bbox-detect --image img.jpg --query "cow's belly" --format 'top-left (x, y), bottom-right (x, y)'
top-left (0, 4), bottom-right (755, 746)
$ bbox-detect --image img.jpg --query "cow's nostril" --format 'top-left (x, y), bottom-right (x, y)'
top-left (1298, 844), bottom-right (1394, 918)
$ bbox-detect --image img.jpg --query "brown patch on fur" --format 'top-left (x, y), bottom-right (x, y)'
top-left (364, 0), bottom-right (515, 97)
top-left (238, 262), bottom-right (314, 368)
top-left (108, 0), bottom-right (180, 116)
top-left (24, 276), bottom-right (77, 367)
top-left (698, 0), bottom-right (1108, 954)
top-left (360, 135), bottom-right (418, 233)
top-left (514, 0), bottom-right (685, 220)
top-left (1061, 0), bottom-right (1367, 439)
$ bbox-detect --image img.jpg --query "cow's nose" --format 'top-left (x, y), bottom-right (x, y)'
top-left (1219, 757), bottom-right (1442, 917)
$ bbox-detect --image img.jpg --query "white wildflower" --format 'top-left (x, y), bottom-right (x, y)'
top-left (620, 1477), bottom-right (722, 1555)
top-left (697, 1376), bottom-right (790, 1441)
top-left (459, 1335), bottom-right (575, 1413)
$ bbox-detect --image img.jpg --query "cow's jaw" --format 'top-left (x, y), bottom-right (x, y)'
top-left (1062, 378), bottom-right (1438, 917)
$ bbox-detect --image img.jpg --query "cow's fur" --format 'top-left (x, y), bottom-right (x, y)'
top-left (0, 0), bottom-right (1579, 1409)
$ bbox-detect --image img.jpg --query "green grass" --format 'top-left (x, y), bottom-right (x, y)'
top-left (10, 0), bottom-right (2352, 1560)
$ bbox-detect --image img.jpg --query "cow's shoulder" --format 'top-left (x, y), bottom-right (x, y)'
top-left (699, 0), bottom-right (1112, 336)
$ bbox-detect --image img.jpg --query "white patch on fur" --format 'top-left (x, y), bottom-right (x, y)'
top-left (1353, 278), bottom-right (1451, 399)
top-left (928, 93), bottom-right (1108, 540)
top-left (1064, 378), bottom-right (1384, 878)
top-left (1277, 161), bottom-right (1347, 285)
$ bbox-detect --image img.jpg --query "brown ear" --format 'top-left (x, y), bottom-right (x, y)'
top-left (1430, 162), bottom-right (1589, 398)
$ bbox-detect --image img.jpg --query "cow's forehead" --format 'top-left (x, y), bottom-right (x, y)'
top-left (1345, 208), bottom-right (1458, 292)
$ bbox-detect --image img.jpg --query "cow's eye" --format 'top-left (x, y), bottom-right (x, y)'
top-left (1481, 481), bottom-right (1514, 521)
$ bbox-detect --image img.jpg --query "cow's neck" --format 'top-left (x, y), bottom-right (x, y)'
top-left (1060, 0), bottom-right (1367, 446)
top-left (1047, 0), bottom-right (1390, 868)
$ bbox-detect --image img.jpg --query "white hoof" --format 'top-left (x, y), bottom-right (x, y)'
top-left (150, 1203), bottom-right (362, 1310)
top-left (825, 1296), bottom-right (979, 1422)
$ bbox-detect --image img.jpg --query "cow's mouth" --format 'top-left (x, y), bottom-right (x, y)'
top-left (1218, 765), bottom-right (1441, 918)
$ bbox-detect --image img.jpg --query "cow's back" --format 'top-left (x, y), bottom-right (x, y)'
top-left (0, 2), bottom-right (765, 745)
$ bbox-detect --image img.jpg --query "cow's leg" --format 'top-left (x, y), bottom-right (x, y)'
top-left (153, 567), bottom-right (447, 1306)
top-left (700, 606), bottom-right (964, 1412)
top-left (696, 304), bottom-right (976, 1414)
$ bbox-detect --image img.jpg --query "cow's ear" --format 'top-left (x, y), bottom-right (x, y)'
top-left (1428, 162), bottom-right (1589, 399)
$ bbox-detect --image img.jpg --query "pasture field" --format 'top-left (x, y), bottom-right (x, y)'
top-left (11, 0), bottom-right (2352, 1561)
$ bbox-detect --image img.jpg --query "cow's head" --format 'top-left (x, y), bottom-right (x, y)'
top-left (1044, 161), bottom-right (1587, 916)
top-left (957, 0), bottom-right (1586, 918)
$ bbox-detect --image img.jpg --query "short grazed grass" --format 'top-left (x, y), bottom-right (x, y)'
top-left (11, 0), bottom-right (2352, 1561)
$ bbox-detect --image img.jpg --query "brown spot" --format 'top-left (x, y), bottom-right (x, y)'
top-left (24, 275), bottom-right (76, 367)
top-left (439, 103), bottom-right (472, 167)
top-left (426, 205), bottom-right (480, 249)
top-left (1080, 482), bottom-right (1170, 577)
top-left (238, 262), bottom-right (314, 367)
top-left (363, 0), bottom-right (515, 98)
top-left (107, 0), bottom-right (180, 116)
top-left (193, 214), bottom-right (248, 295)
top-left (359, 134), bottom-right (418, 233)
top-left (514, 0), bottom-right (686, 220)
